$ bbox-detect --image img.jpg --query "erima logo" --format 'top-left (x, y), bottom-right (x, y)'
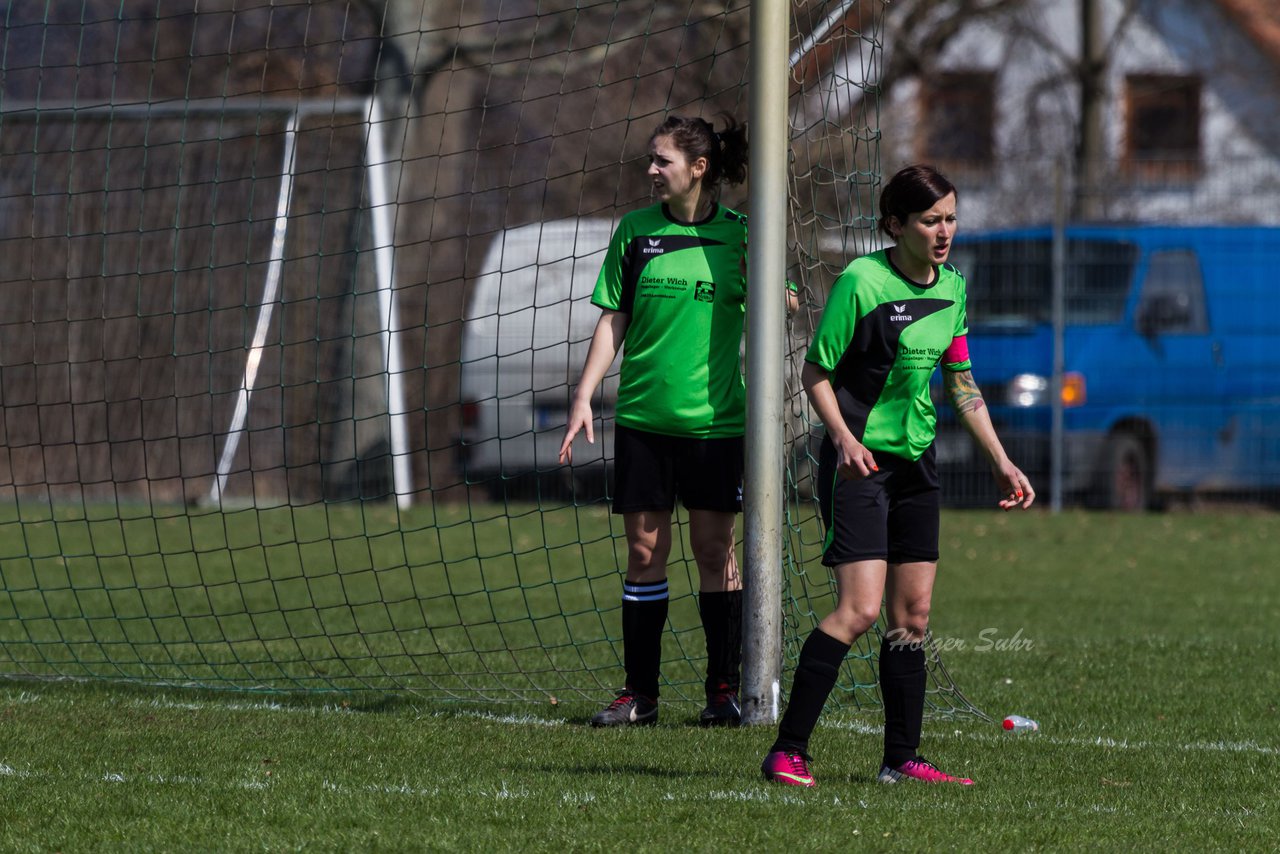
top-left (890, 302), bottom-right (913, 322)
top-left (642, 238), bottom-right (664, 255)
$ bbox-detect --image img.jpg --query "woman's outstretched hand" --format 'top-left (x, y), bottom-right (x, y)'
top-left (558, 399), bottom-right (595, 465)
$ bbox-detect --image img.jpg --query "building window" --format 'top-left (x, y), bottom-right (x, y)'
top-left (918, 72), bottom-right (995, 170)
top-left (1124, 74), bottom-right (1201, 179)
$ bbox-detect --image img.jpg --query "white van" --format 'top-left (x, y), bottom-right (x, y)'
top-left (458, 219), bottom-right (619, 499)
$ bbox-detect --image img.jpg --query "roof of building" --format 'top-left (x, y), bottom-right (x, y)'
top-left (1216, 0), bottom-right (1280, 67)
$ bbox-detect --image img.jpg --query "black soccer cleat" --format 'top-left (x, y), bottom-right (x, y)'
top-left (590, 690), bottom-right (658, 727)
top-left (698, 687), bottom-right (741, 727)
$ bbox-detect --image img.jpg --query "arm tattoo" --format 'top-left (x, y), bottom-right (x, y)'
top-left (946, 369), bottom-right (986, 415)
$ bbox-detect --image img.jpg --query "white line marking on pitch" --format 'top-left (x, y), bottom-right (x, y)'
top-left (126, 697), bottom-right (566, 728)
top-left (134, 697), bottom-right (354, 715)
top-left (325, 781), bottom-right (441, 798)
top-left (7, 688), bottom-right (1274, 758)
top-left (823, 718), bottom-right (1279, 756)
top-left (425, 710), bottom-right (565, 727)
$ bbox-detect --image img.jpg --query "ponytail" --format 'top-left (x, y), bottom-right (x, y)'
top-left (710, 115), bottom-right (748, 187)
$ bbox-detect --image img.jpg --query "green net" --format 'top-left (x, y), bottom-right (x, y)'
top-left (0, 0), bottom-right (982, 718)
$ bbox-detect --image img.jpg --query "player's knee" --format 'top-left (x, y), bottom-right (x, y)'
top-left (690, 538), bottom-right (733, 573)
top-left (627, 540), bottom-right (669, 573)
top-left (887, 614), bottom-right (930, 643)
top-left (831, 603), bottom-right (879, 638)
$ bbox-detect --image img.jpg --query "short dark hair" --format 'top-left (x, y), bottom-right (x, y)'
top-left (650, 114), bottom-right (748, 198)
top-left (878, 164), bottom-right (957, 238)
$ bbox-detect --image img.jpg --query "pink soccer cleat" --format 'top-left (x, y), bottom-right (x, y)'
top-left (761, 750), bottom-right (817, 787)
top-left (877, 756), bottom-right (974, 785)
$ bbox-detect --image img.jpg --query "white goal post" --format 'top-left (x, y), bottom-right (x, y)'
top-left (0, 95), bottom-right (414, 508)
top-left (741, 0), bottom-right (791, 726)
top-left (198, 96), bottom-right (415, 510)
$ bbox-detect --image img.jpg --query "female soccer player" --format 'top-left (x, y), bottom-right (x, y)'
top-left (558, 114), bottom-right (766, 727)
top-left (761, 164), bottom-right (1035, 786)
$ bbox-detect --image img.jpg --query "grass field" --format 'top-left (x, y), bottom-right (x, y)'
top-left (2, 508), bottom-right (1279, 850)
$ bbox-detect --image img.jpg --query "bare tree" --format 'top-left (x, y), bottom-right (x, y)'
top-left (882, 0), bottom-right (1145, 218)
top-left (879, 0), bottom-right (1032, 97)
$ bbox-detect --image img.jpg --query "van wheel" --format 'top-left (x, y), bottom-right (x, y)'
top-left (1102, 433), bottom-right (1151, 511)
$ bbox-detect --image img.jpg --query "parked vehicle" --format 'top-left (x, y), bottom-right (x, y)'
top-left (458, 219), bottom-right (618, 499)
top-left (459, 218), bottom-right (813, 502)
top-left (936, 224), bottom-right (1280, 509)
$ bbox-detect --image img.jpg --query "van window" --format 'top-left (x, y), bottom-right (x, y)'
top-left (953, 238), bottom-right (1139, 326)
top-left (1134, 249), bottom-right (1208, 334)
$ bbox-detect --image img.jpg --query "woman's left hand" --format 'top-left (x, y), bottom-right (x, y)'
top-left (993, 460), bottom-right (1035, 510)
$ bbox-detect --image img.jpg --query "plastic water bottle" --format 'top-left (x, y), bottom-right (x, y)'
top-left (1002, 714), bottom-right (1039, 733)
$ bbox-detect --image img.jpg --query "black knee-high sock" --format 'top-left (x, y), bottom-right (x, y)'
top-left (771, 628), bottom-right (850, 754)
top-left (621, 579), bottom-right (669, 700)
top-left (698, 589), bottom-right (743, 694)
top-left (880, 634), bottom-right (927, 768)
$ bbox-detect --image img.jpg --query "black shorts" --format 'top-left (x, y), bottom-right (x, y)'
top-left (612, 425), bottom-right (743, 514)
top-left (818, 438), bottom-right (940, 566)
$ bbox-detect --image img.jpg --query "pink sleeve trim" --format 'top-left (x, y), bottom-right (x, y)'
top-left (943, 335), bottom-right (969, 365)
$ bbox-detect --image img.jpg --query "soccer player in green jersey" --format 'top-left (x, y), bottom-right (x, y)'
top-left (761, 164), bottom-right (1035, 787)
top-left (559, 114), bottom-right (785, 728)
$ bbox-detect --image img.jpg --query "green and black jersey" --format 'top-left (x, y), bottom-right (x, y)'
top-left (806, 249), bottom-right (971, 460)
top-left (592, 202), bottom-right (748, 438)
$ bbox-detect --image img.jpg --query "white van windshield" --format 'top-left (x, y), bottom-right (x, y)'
top-left (951, 238), bottom-right (1139, 327)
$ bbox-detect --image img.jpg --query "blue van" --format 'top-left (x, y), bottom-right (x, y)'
top-left (935, 225), bottom-right (1280, 509)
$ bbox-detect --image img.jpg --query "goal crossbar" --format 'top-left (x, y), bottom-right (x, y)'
top-left (0, 96), bottom-right (414, 508)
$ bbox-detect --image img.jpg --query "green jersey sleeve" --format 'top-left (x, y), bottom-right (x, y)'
top-left (591, 216), bottom-right (633, 312)
top-left (805, 270), bottom-right (859, 371)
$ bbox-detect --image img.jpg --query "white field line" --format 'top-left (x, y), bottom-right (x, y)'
top-left (3, 688), bottom-right (1275, 760)
top-left (134, 696), bottom-right (567, 727)
top-left (420, 710), bottom-right (567, 728)
top-left (0, 761), bottom-right (278, 791)
top-left (135, 696), bottom-right (355, 715)
top-left (824, 717), bottom-right (1280, 756)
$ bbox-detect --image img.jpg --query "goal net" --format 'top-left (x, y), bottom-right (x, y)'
top-left (0, 0), bottom-right (982, 719)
